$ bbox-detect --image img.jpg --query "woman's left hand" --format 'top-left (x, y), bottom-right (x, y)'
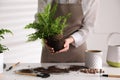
top-left (57, 36), bottom-right (74, 53)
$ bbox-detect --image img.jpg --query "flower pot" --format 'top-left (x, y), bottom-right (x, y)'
top-left (0, 53), bottom-right (3, 73)
top-left (106, 32), bottom-right (120, 67)
top-left (46, 35), bottom-right (65, 52)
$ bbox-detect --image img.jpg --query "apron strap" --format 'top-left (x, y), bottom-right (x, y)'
top-left (77, 0), bottom-right (81, 4)
top-left (67, 0), bottom-right (69, 4)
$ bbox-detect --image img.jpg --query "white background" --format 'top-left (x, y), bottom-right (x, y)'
top-left (0, 0), bottom-right (120, 63)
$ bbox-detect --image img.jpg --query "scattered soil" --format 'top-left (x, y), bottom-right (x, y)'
top-left (68, 65), bottom-right (88, 71)
top-left (16, 65), bottom-right (88, 74)
top-left (17, 69), bottom-right (33, 73)
top-left (33, 66), bottom-right (69, 74)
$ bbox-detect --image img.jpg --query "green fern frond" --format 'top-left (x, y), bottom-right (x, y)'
top-left (25, 3), bottom-right (70, 41)
top-left (0, 28), bottom-right (12, 53)
top-left (0, 44), bottom-right (8, 53)
top-left (0, 29), bottom-right (12, 36)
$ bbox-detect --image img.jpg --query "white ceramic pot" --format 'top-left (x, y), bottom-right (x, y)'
top-left (107, 45), bottom-right (120, 67)
top-left (85, 50), bottom-right (103, 69)
top-left (0, 53), bottom-right (3, 73)
top-left (107, 32), bottom-right (120, 67)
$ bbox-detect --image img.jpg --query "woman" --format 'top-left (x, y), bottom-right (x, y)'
top-left (38, 0), bottom-right (99, 63)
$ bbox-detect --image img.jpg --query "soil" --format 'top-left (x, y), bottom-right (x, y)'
top-left (33, 66), bottom-right (69, 74)
top-left (17, 69), bottom-right (33, 73)
top-left (33, 67), bottom-right (46, 73)
top-left (16, 65), bottom-right (88, 74)
top-left (46, 34), bottom-right (65, 52)
top-left (68, 65), bottom-right (88, 71)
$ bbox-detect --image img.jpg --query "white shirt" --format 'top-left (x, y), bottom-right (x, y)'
top-left (38, 0), bottom-right (99, 47)
top-left (71, 0), bottom-right (99, 47)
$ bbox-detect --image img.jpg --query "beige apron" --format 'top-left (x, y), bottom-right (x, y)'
top-left (41, 0), bottom-right (87, 63)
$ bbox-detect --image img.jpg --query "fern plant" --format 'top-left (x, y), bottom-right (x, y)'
top-left (25, 3), bottom-right (70, 41)
top-left (0, 29), bottom-right (12, 53)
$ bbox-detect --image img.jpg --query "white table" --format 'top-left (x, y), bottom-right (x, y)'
top-left (0, 63), bottom-right (120, 80)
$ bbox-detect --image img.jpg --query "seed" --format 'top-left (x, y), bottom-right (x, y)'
top-left (84, 69), bottom-right (88, 73)
top-left (80, 68), bottom-right (105, 74)
top-left (80, 69), bottom-right (84, 72)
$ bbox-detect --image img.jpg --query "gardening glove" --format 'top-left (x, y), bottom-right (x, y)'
top-left (58, 36), bottom-right (74, 53)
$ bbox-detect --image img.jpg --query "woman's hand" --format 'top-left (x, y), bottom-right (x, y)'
top-left (44, 40), bottom-right (55, 54)
top-left (57, 36), bottom-right (74, 53)
top-left (44, 36), bottom-right (74, 54)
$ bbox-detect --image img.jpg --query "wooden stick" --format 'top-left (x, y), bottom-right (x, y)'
top-left (14, 71), bottom-right (36, 77)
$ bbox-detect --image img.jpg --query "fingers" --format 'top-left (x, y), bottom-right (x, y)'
top-left (58, 45), bottom-right (69, 53)
top-left (44, 43), bottom-right (55, 54)
top-left (58, 40), bottom-right (70, 53)
top-left (49, 48), bottom-right (55, 53)
top-left (44, 40), bottom-right (57, 54)
top-left (44, 37), bottom-right (73, 54)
